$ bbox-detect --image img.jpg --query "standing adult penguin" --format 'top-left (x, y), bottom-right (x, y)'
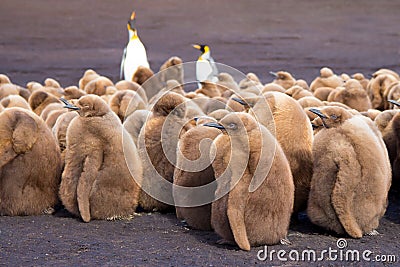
top-left (120, 11), bottom-right (150, 81)
top-left (193, 44), bottom-right (219, 87)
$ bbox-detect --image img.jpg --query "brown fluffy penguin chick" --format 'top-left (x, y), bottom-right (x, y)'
top-left (270, 71), bottom-right (296, 90)
top-left (310, 67), bottom-right (343, 92)
top-left (52, 111), bottom-right (79, 165)
top-left (238, 73), bottom-right (261, 89)
top-left (386, 101), bottom-right (400, 187)
top-left (109, 90), bottom-right (146, 122)
top-left (308, 106), bottom-right (391, 238)
top-left (132, 65), bottom-right (154, 85)
top-left (203, 97), bottom-right (227, 114)
top-left (352, 73), bottom-right (369, 90)
top-left (294, 79), bottom-right (310, 91)
top-left (195, 81), bottom-right (222, 98)
top-left (123, 109), bottom-right (151, 146)
top-left (360, 109), bottom-right (381, 121)
top-left (330, 79), bottom-right (372, 112)
top-left (313, 87), bottom-right (335, 101)
top-left (0, 83), bottom-right (20, 99)
top-left (84, 76), bottom-right (114, 96)
top-left (59, 95), bottom-right (142, 222)
top-left (235, 92), bottom-right (313, 214)
top-left (297, 96), bottom-right (324, 109)
top-left (173, 124), bottom-right (221, 230)
top-left (205, 112), bottom-right (294, 251)
top-left (376, 102), bottom-right (400, 186)
top-left (367, 73), bottom-right (398, 110)
top-left (28, 90), bottom-right (60, 115)
top-left (285, 85), bottom-right (313, 100)
top-left (45, 109), bottom-right (68, 129)
top-left (216, 73), bottom-right (239, 93)
top-left (44, 78), bottom-right (61, 88)
top-left (0, 108), bottom-right (62, 215)
top-left (78, 69), bottom-right (100, 90)
top-left (115, 80), bottom-right (148, 103)
top-left (386, 81), bottom-right (400, 109)
top-left (0, 95), bottom-right (31, 110)
top-left (63, 86), bottom-right (86, 100)
top-left (261, 83), bottom-right (286, 94)
top-left (372, 68), bottom-right (400, 80)
top-left (0, 74), bottom-right (11, 85)
top-left (159, 56), bottom-right (184, 85)
top-left (137, 92), bottom-right (189, 212)
top-left (208, 109), bottom-right (230, 121)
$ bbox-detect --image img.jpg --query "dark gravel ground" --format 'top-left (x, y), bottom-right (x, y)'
top-left (0, 0), bottom-right (399, 266)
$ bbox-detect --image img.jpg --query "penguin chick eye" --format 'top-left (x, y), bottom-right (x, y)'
top-left (227, 123), bottom-right (237, 130)
top-left (330, 114), bottom-right (338, 120)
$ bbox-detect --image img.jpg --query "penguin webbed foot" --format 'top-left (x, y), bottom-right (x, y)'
top-left (106, 213), bottom-right (137, 221)
top-left (365, 230), bottom-right (380, 236)
top-left (216, 238), bottom-right (237, 246)
top-left (42, 207), bottom-right (55, 215)
top-left (280, 238), bottom-right (292, 246)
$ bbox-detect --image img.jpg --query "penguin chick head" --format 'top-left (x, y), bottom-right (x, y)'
top-left (309, 106), bottom-right (353, 129)
top-left (127, 11), bottom-right (137, 32)
top-left (192, 44), bottom-right (210, 54)
top-left (64, 95), bottom-right (110, 117)
top-left (232, 96), bottom-right (260, 109)
top-left (270, 71), bottom-right (294, 81)
top-left (153, 92), bottom-right (186, 118)
top-left (204, 112), bottom-right (258, 136)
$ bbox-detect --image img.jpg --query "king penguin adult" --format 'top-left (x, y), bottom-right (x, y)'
top-left (120, 11), bottom-right (150, 81)
top-left (193, 44), bottom-right (218, 87)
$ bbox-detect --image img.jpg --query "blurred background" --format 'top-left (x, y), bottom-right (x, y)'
top-left (0, 0), bottom-right (399, 86)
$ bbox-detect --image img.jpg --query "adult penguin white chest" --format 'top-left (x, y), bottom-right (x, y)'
top-left (193, 44), bottom-right (218, 86)
top-left (120, 11), bottom-right (150, 81)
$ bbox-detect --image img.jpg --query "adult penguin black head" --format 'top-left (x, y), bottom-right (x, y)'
top-left (192, 44), bottom-right (209, 54)
top-left (127, 11), bottom-right (137, 32)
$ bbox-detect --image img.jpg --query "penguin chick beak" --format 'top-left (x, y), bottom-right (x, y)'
top-left (60, 98), bottom-right (80, 110)
top-left (203, 122), bottom-right (225, 130)
top-left (269, 71), bottom-right (278, 77)
top-left (309, 108), bottom-right (327, 119)
top-left (388, 99), bottom-right (400, 107)
top-left (232, 97), bottom-right (248, 106)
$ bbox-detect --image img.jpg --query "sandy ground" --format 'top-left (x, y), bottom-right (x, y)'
top-left (0, 0), bottom-right (400, 266)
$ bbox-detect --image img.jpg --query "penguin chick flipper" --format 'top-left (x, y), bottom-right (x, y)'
top-left (120, 48), bottom-right (127, 80)
top-left (12, 113), bottom-right (38, 154)
top-left (227, 173), bottom-right (251, 251)
top-left (331, 145), bottom-right (363, 238)
top-left (0, 142), bottom-right (17, 169)
top-left (77, 152), bottom-right (103, 223)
